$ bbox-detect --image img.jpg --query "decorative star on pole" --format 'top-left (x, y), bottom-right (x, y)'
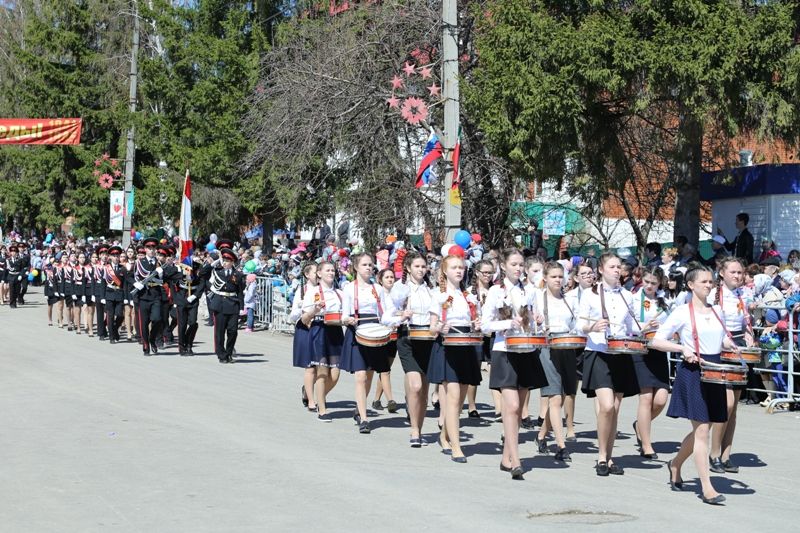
top-left (402, 61), bottom-right (416, 77)
top-left (400, 97), bottom-right (428, 125)
top-left (386, 94), bottom-right (400, 108)
top-left (390, 75), bottom-right (404, 90)
top-left (420, 66), bottom-right (433, 79)
top-left (427, 84), bottom-right (441, 97)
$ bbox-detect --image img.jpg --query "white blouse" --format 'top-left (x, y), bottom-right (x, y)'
top-left (382, 280), bottom-right (432, 327)
top-left (481, 279), bottom-right (536, 351)
top-left (631, 290), bottom-right (668, 334)
top-left (288, 283), bottom-right (315, 322)
top-left (707, 285), bottom-right (749, 332)
top-left (655, 303), bottom-right (726, 355)
top-left (533, 288), bottom-right (577, 334)
top-left (342, 280), bottom-right (384, 318)
top-left (300, 284), bottom-right (343, 317)
top-left (430, 287), bottom-right (478, 327)
top-left (578, 284), bottom-right (636, 352)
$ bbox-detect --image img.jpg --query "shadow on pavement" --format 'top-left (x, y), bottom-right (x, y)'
top-left (521, 455), bottom-right (570, 470)
top-left (730, 452), bottom-right (767, 468)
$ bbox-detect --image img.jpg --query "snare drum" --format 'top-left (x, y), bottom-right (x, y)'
top-left (505, 333), bottom-right (548, 352)
top-left (389, 330), bottom-right (398, 342)
top-left (606, 335), bottom-right (648, 355)
top-left (720, 347), bottom-right (762, 364)
top-left (408, 324), bottom-right (437, 341)
top-left (548, 332), bottom-right (587, 350)
top-left (323, 311), bottom-right (343, 326)
top-left (442, 331), bottom-right (484, 346)
top-left (700, 361), bottom-right (748, 386)
top-left (355, 324), bottom-right (391, 347)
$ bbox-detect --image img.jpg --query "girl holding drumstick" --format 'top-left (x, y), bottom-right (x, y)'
top-left (291, 263), bottom-right (319, 412)
top-left (651, 264), bottom-right (740, 505)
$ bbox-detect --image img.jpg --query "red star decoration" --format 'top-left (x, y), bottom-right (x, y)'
top-left (390, 75), bottom-right (404, 90)
top-left (400, 97), bottom-right (428, 125)
top-left (420, 66), bottom-right (433, 79)
top-left (402, 61), bottom-right (416, 77)
top-left (386, 94), bottom-right (400, 108)
top-left (427, 84), bottom-right (441, 97)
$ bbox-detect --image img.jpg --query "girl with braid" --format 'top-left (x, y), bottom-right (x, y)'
top-left (372, 269), bottom-right (399, 413)
top-left (468, 259), bottom-right (498, 420)
top-left (291, 263), bottom-right (319, 412)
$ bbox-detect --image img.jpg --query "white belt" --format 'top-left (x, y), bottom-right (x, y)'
top-left (212, 289), bottom-right (237, 297)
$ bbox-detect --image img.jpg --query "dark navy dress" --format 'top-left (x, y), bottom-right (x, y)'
top-left (667, 353), bottom-right (728, 423)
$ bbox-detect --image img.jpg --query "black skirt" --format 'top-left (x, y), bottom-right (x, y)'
top-left (632, 349), bottom-right (670, 390)
top-left (339, 317), bottom-right (392, 374)
top-left (489, 350), bottom-right (548, 391)
top-left (309, 322), bottom-right (343, 368)
top-left (667, 353), bottom-right (727, 423)
top-left (581, 350), bottom-right (640, 398)
top-left (396, 332), bottom-right (433, 375)
top-left (427, 331), bottom-right (482, 386)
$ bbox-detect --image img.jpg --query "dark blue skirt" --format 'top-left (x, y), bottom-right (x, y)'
top-left (339, 317), bottom-right (392, 374)
top-left (667, 353), bottom-right (728, 423)
top-left (292, 320), bottom-right (313, 368)
top-left (427, 329), bottom-right (482, 386)
top-left (309, 322), bottom-right (344, 368)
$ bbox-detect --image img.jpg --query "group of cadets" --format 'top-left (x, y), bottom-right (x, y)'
top-left (0, 237), bottom-right (244, 364)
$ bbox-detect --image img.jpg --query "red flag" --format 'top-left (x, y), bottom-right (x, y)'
top-left (415, 142), bottom-right (443, 188)
top-left (451, 136), bottom-right (461, 190)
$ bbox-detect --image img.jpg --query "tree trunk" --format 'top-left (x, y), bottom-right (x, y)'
top-left (672, 113), bottom-right (703, 247)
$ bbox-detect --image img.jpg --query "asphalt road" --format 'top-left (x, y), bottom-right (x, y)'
top-left (0, 288), bottom-right (796, 532)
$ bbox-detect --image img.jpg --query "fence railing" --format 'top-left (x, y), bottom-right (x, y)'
top-left (253, 275), bottom-right (295, 334)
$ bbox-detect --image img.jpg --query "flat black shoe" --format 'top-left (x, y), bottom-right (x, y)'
top-left (410, 437), bottom-right (422, 448)
top-left (701, 494), bottom-right (726, 505)
top-left (318, 413), bottom-right (332, 423)
top-left (353, 413), bottom-right (362, 425)
top-left (555, 448), bottom-right (571, 462)
top-left (595, 461), bottom-right (610, 477)
top-left (633, 420), bottom-right (642, 448)
top-left (640, 450), bottom-right (659, 460)
top-left (468, 409), bottom-right (481, 419)
top-left (187, 346), bottom-right (194, 355)
top-left (722, 459), bottom-right (739, 473)
top-left (451, 456), bottom-right (467, 464)
top-left (438, 437), bottom-right (452, 455)
top-left (387, 400), bottom-right (398, 413)
top-left (179, 347), bottom-right (186, 355)
top-left (432, 400), bottom-right (440, 410)
top-left (510, 466), bottom-right (524, 480)
top-left (535, 435), bottom-right (548, 454)
top-left (608, 463), bottom-right (625, 475)
top-left (109, 339), bottom-right (116, 345)
top-left (301, 386), bottom-right (309, 408)
top-left (709, 457), bottom-right (725, 474)
top-left (151, 344), bottom-right (158, 354)
top-left (371, 400), bottom-right (383, 411)
top-left (218, 358), bottom-right (226, 363)
top-left (520, 416), bottom-right (533, 430)
top-left (667, 460), bottom-right (684, 491)
top-left (359, 421), bottom-right (371, 434)
top-left (143, 346), bottom-right (151, 356)
top-left (500, 463), bottom-right (512, 472)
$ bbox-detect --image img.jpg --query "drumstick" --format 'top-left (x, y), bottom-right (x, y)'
top-left (578, 315), bottom-right (624, 327)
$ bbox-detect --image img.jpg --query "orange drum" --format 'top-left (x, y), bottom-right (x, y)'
top-left (700, 361), bottom-right (748, 386)
top-left (442, 331), bottom-right (483, 346)
top-left (721, 347), bottom-right (762, 364)
top-left (355, 324), bottom-right (391, 347)
top-left (408, 324), bottom-right (437, 341)
top-left (606, 336), bottom-right (648, 355)
top-left (548, 332), bottom-right (587, 350)
top-left (323, 311), bottom-right (343, 326)
top-left (642, 329), bottom-right (657, 341)
top-left (389, 330), bottom-right (398, 342)
top-left (505, 333), bottom-right (548, 353)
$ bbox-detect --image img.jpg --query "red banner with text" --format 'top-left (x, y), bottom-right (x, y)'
top-left (0, 118), bottom-right (82, 145)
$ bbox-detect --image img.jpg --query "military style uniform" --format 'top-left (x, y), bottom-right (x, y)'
top-left (171, 257), bottom-right (206, 356)
top-left (6, 245), bottom-right (24, 308)
top-left (101, 246), bottom-right (128, 343)
top-left (133, 238), bottom-right (167, 355)
top-left (203, 248), bottom-right (244, 363)
top-left (93, 245), bottom-right (110, 340)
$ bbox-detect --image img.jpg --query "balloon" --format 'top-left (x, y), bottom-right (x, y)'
top-left (449, 245), bottom-right (465, 258)
top-left (134, 231), bottom-right (142, 240)
top-left (206, 242), bottom-right (216, 252)
top-left (244, 260), bottom-right (257, 273)
top-left (44, 233), bottom-right (53, 244)
top-left (27, 273), bottom-right (34, 281)
top-left (470, 233), bottom-right (482, 244)
top-left (453, 230), bottom-right (471, 249)
top-left (386, 235), bottom-right (397, 244)
top-left (440, 244), bottom-right (453, 256)
top-left (32, 269), bottom-right (39, 277)
top-left (209, 233), bottom-right (218, 243)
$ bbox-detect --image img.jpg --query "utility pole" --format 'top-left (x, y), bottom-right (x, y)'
top-left (442, 0), bottom-right (461, 241)
top-left (121, 0), bottom-right (140, 248)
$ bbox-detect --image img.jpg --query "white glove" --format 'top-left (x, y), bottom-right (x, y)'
top-left (134, 282), bottom-right (144, 290)
top-left (17, 276), bottom-right (22, 281)
top-left (72, 295), bottom-right (77, 300)
top-left (187, 295), bottom-right (197, 303)
top-left (91, 296), bottom-right (96, 303)
top-left (100, 299), bottom-right (106, 304)
top-left (156, 267), bottom-right (163, 275)
top-left (124, 299), bottom-right (129, 305)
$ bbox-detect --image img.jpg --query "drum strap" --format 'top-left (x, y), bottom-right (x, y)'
top-left (720, 285), bottom-right (753, 337)
top-left (599, 283), bottom-right (641, 332)
top-left (543, 290), bottom-right (575, 332)
top-left (318, 284), bottom-right (342, 309)
top-left (689, 299), bottom-right (701, 357)
top-left (353, 278), bottom-right (382, 319)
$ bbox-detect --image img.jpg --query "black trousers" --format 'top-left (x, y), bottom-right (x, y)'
top-left (95, 299), bottom-right (108, 337)
top-left (19, 275), bottom-right (28, 299)
top-left (8, 277), bottom-right (21, 306)
top-left (212, 310), bottom-right (238, 359)
top-left (106, 300), bottom-right (124, 341)
top-left (136, 299), bottom-right (162, 349)
top-left (161, 300), bottom-right (173, 342)
top-left (176, 303), bottom-right (200, 349)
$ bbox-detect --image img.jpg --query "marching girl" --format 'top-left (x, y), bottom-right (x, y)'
top-left (482, 248), bottom-right (546, 479)
top-left (54, 254), bottom-right (67, 328)
top-left (577, 253), bottom-right (640, 476)
top-left (428, 254), bottom-right (482, 463)
top-left (122, 249), bottom-right (138, 341)
top-left (372, 269), bottom-right (398, 413)
top-left (71, 252), bottom-right (89, 334)
top-left (651, 265), bottom-right (740, 505)
top-left (44, 261), bottom-right (59, 326)
top-left (564, 261), bottom-right (595, 439)
top-left (340, 252), bottom-right (391, 434)
top-left (468, 259), bottom-right (498, 421)
top-left (291, 263), bottom-right (319, 412)
top-left (533, 261), bottom-right (578, 462)
top-left (631, 267), bottom-right (670, 459)
top-left (81, 252), bottom-right (96, 337)
top-left (63, 252), bottom-right (78, 331)
top-left (381, 251), bottom-right (435, 447)
top-left (523, 256), bottom-right (545, 429)
top-left (0, 246), bottom-right (7, 305)
top-left (707, 257), bottom-right (751, 475)
top-left (299, 261), bottom-right (343, 422)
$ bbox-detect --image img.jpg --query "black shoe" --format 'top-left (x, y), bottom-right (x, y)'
top-left (667, 460), bottom-right (684, 491)
top-left (99, 336), bottom-right (108, 341)
top-left (701, 494), bottom-right (726, 505)
top-left (494, 413), bottom-right (502, 423)
top-left (110, 339), bottom-right (116, 345)
top-left (451, 455), bottom-right (467, 464)
top-left (353, 413), bottom-right (362, 425)
top-left (500, 462), bottom-right (512, 472)
top-left (410, 437), bottom-right (422, 448)
top-left (468, 409), bottom-right (481, 419)
top-left (218, 358), bottom-right (227, 364)
top-left (359, 421), bottom-right (371, 434)
top-left (535, 435), bottom-right (548, 454)
top-left (565, 435), bottom-right (577, 442)
top-left (722, 459), bottom-right (739, 473)
top-left (633, 420), bottom-right (642, 448)
top-left (301, 386), bottom-right (309, 408)
top-left (510, 466), bottom-right (524, 480)
top-left (432, 399), bottom-right (440, 410)
top-left (187, 346), bottom-right (194, 355)
top-left (520, 416), bottom-right (533, 429)
top-left (179, 346), bottom-right (187, 356)
top-left (709, 457), bottom-right (725, 474)
top-left (387, 400), bottom-right (398, 413)
top-left (318, 413), bottom-right (332, 423)
top-left (640, 450), bottom-right (659, 460)
top-left (226, 356), bottom-right (234, 364)
top-left (151, 344), bottom-right (158, 354)
top-left (555, 448), bottom-right (572, 462)
top-left (307, 405), bottom-right (318, 413)
top-left (608, 463), bottom-right (625, 475)
top-left (595, 461), bottom-right (610, 476)
top-left (438, 436), bottom-right (452, 455)
top-left (371, 400), bottom-right (384, 411)
top-left (143, 346), bottom-right (151, 356)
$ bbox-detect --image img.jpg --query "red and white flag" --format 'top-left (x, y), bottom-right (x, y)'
top-left (178, 169), bottom-right (192, 265)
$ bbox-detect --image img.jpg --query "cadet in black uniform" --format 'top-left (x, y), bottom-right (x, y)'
top-left (93, 244), bottom-right (110, 340)
top-left (205, 247), bottom-right (244, 363)
top-left (101, 246), bottom-right (128, 344)
top-left (16, 241), bottom-right (31, 305)
top-left (6, 244), bottom-right (24, 308)
top-left (133, 237), bottom-right (166, 355)
top-left (171, 247), bottom-right (206, 356)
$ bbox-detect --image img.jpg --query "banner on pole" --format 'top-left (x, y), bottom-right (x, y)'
top-left (109, 190), bottom-right (124, 230)
top-left (542, 209), bottom-right (567, 236)
top-left (0, 118), bottom-right (82, 145)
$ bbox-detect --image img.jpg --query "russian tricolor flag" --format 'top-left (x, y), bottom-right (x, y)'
top-left (415, 131), bottom-right (442, 188)
top-left (178, 169), bottom-right (192, 266)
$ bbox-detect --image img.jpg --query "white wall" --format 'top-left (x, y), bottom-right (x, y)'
top-left (769, 195), bottom-right (800, 256)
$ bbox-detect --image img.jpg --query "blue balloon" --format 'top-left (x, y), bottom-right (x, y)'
top-left (28, 273), bottom-right (34, 282)
top-left (44, 233), bottom-right (53, 243)
top-left (135, 231), bottom-right (142, 240)
top-left (206, 242), bottom-right (216, 252)
top-left (454, 229), bottom-right (471, 249)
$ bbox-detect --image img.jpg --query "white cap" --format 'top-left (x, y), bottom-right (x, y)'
top-left (712, 235), bottom-right (726, 245)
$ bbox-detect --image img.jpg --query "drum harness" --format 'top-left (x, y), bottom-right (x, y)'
top-left (598, 282), bottom-right (642, 337)
top-left (543, 288), bottom-right (575, 334)
top-left (688, 299), bottom-right (747, 369)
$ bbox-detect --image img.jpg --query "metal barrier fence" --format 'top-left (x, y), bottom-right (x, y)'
top-left (667, 304), bottom-right (798, 413)
top-left (253, 275), bottom-right (295, 334)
